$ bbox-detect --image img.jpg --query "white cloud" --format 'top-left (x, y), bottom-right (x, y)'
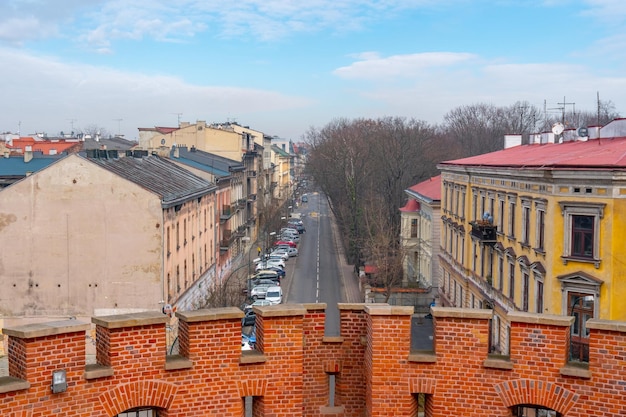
top-left (333, 52), bottom-right (478, 80)
top-left (0, 48), bottom-right (312, 139)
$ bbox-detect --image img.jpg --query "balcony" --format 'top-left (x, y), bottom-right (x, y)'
top-left (247, 170), bottom-right (257, 178)
top-left (220, 230), bottom-right (233, 251)
top-left (220, 205), bottom-right (233, 222)
top-left (470, 220), bottom-right (497, 246)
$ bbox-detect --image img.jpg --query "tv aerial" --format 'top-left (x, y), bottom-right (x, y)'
top-left (551, 122), bottom-right (564, 136)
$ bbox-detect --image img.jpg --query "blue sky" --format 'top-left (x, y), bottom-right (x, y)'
top-left (1, 0), bottom-right (625, 141)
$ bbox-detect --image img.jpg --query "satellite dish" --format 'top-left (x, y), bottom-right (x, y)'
top-left (551, 122), bottom-right (564, 135)
top-left (577, 127), bottom-right (589, 137)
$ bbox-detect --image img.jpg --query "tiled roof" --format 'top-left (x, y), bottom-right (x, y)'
top-left (87, 154), bottom-right (216, 208)
top-left (170, 146), bottom-right (243, 177)
top-left (399, 199), bottom-right (420, 212)
top-left (406, 175), bottom-right (441, 201)
top-left (440, 137), bottom-right (626, 169)
top-left (0, 153), bottom-right (66, 176)
top-left (82, 136), bottom-right (138, 151)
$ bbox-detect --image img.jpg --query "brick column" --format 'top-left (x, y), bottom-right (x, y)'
top-left (364, 304), bottom-right (414, 417)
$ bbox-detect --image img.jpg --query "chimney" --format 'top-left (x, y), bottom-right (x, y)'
top-left (173, 146), bottom-right (180, 158)
top-left (504, 134), bottom-right (522, 149)
top-left (24, 145), bottom-right (33, 163)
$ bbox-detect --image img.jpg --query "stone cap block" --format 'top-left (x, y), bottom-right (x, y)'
top-left (586, 318), bottom-right (626, 333)
top-left (255, 304), bottom-right (306, 317)
top-left (431, 307), bottom-right (492, 320)
top-left (3, 320), bottom-right (91, 339)
top-left (177, 307), bottom-right (243, 323)
top-left (92, 311), bottom-right (167, 329)
top-left (365, 304), bottom-right (414, 316)
top-left (302, 303), bottom-right (327, 311)
top-left (508, 311), bottom-right (574, 327)
top-left (337, 303), bottom-right (367, 311)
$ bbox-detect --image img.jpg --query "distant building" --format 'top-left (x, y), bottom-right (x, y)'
top-left (437, 118), bottom-right (626, 359)
top-left (400, 175), bottom-right (442, 291)
top-left (0, 152), bottom-right (217, 323)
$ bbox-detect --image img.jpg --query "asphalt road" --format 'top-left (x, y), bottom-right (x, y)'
top-left (283, 191), bottom-right (343, 336)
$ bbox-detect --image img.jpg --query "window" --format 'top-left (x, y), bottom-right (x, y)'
top-left (498, 197), bottom-right (505, 232)
top-left (571, 215), bottom-right (593, 257)
top-left (508, 262), bottom-right (515, 300)
top-left (535, 274), bottom-right (544, 313)
top-left (522, 272), bottom-right (529, 311)
top-left (521, 201), bottom-right (531, 245)
top-left (410, 219), bottom-right (418, 238)
top-left (508, 197), bottom-right (516, 238)
top-left (472, 193), bottom-right (478, 220)
top-left (536, 208), bottom-right (545, 251)
top-left (497, 255), bottom-right (504, 292)
top-left (559, 202), bottom-right (604, 265)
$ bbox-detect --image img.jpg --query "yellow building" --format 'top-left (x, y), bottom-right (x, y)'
top-left (437, 120), bottom-right (626, 360)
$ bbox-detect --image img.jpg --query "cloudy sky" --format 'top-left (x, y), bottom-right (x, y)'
top-left (1, 0), bottom-right (625, 141)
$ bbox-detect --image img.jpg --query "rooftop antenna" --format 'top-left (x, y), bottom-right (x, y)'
top-left (67, 118), bottom-right (77, 135)
top-left (171, 113), bottom-right (183, 126)
top-left (557, 96), bottom-right (575, 124)
top-left (113, 118), bottom-right (123, 137)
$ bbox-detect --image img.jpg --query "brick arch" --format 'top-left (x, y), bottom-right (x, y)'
top-left (98, 380), bottom-right (179, 416)
top-left (238, 379), bottom-right (268, 397)
top-left (494, 379), bottom-right (579, 415)
top-left (408, 377), bottom-right (437, 395)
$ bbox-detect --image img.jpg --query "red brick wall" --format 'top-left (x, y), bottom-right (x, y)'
top-left (1, 305), bottom-right (626, 416)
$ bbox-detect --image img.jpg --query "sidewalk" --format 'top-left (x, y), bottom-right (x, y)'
top-left (329, 209), bottom-right (362, 303)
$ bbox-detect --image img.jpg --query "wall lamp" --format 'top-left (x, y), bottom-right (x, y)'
top-left (51, 369), bottom-right (67, 393)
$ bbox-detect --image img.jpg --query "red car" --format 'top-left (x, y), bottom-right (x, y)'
top-left (274, 240), bottom-right (297, 248)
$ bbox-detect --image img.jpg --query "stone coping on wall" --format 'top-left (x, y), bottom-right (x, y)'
top-left (364, 305), bottom-right (414, 316)
top-left (508, 311), bottom-right (574, 326)
top-left (92, 311), bottom-right (168, 329)
top-left (0, 376), bottom-right (30, 394)
top-left (2, 320), bottom-right (91, 338)
top-left (176, 307), bottom-right (243, 323)
top-left (302, 303), bottom-right (327, 311)
top-left (586, 318), bottom-right (626, 332)
top-left (255, 304), bottom-right (307, 317)
top-left (431, 307), bottom-right (493, 319)
top-left (337, 303), bottom-right (367, 311)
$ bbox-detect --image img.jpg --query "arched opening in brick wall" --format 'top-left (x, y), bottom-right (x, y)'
top-left (412, 393), bottom-right (433, 417)
top-left (115, 407), bottom-right (160, 417)
top-left (512, 405), bottom-right (560, 417)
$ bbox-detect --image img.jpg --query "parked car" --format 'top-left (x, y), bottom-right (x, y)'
top-left (250, 278), bottom-right (280, 289)
top-left (252, 270), bottom-right (281, 280)
top-left (242, 310), bottom-right (256, 327)
top-left (244, 299), bottom-right (272, 312)
top-left (274, 240), bottom-right (297, 248)
top-left (265, 286), bottom-right (283, 305)
top-left (280, 227), bottom-right (298, 234)
top-left (270, 249), bottom-right (290, 260)
top-left (286, 247), bottom-right (298, 257)
top-left (250, 283), bottom-right (274, 299)
top-left (280, 233), bottom-right (299, 243)
top-left (255, 259), bottom-right (285, 271)
top-left (260, 266), bottom-right (285, 278)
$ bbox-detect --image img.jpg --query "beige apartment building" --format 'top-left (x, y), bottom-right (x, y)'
top-left (0, 152), bottom-right (217, 324)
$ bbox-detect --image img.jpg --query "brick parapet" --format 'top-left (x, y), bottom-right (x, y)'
top-left (1, 305), bottom-right (626, 416)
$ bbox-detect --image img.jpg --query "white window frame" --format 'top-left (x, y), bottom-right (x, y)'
top-left (559, 201), bottom-right (605, 268)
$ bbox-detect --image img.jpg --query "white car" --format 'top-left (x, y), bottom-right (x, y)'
top-left (269, 249), bottom-right (289, 260)
top-left (250, 283), bottom-right (274, 299)
top-left (255, 259), bottom-right (285, 271)
top-left (265, 286), bottom-right (283, 305)
top-left (287, 247), bottom-right (298, 257)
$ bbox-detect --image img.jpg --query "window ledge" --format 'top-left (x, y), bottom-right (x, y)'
top-left (0, 376), bottom-right (30, 394)
top-left (320, 405), bottom-right (345, 415)
top-left (560, 362), bottom-right (591, 379)
top-left (532, 248), bottom-right (545, 256)
top-left (165, 354), bottom-right (193, 370)
top-left (483, 355), bottom-right (513, 370)
top-left (561, 256), bottom-right (600, 268)
top-left (84, 363), bottom-right (115, 379)
top-left (322, 336), bottom-right (344, 344)
top-left (240, 351), bottom-right (267, 364)
top-left (408, 351), bottom-right (437, 363)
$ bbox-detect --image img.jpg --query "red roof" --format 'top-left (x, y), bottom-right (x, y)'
top-left (407, 175), bottom-right (441, 200)
top-left (399, 199), bottom-right (420, 212)
top-left (440, 137), bottom-right (626, 169)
